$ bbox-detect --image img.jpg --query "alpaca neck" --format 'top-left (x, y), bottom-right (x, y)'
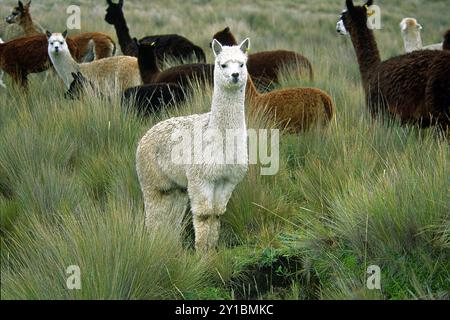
top-left (49, 48), bottom-right (79, 88)
top-left (402, 31), bottom-right (422, 53)
top-left (20, 14), bottom-right (40, 36)
top-left (138, 50), bottom-right (159, 83)
top-left (348, 24), bottom-right (381, 88)
top-left (209, 80), bottom-right (247, 131)
top-left (112, 14), bottom-right (134, 55)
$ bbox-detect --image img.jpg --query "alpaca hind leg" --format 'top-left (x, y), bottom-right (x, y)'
top-left (214, 181), bottom-right (237, 215)
top-left (143, 189), bottom-right (189, 232)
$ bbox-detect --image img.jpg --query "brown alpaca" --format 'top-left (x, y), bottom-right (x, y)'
top-left (0, 34), bottom-right (80, 88)
top-left (246, 77), bottom-right (334, 132)
top-left (337, 0), bottom-right (450, 129)
top-left (444, 29), bottom-right (450, 51)
top-left (6, 0), bottom-right (115, 61)
top-left (212, 27), bottom-right (314, 90)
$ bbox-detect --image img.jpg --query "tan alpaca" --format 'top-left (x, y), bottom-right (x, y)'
top-left (6, 1), bottom-right (115, 61)
top-left (48, 32), bottom-right (140, 92)
top-left (400, 18), bottom-right (443, 53)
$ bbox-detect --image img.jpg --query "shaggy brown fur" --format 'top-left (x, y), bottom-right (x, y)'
top-left (246, 77), bottom-right (334, 132)
top-left (443, 29), bottom-right (450, 51)
top-left (339, 0), bottom-right (450, 129)
top-left (137, 39), bottom-right (213, 90)
top-left (0, 34), bottom-right (80, 88)
top-left (105, 0), bottom-right (205, 64)
top-left (212, 27), bottom-right (314, 90)
top-left (7, 0), bottom-right (115, 61)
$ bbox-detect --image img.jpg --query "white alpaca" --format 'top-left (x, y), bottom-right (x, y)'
top-left (136, 38), bottom-right (250, 252)
top-left (0, 38), bottom-right (5, 89)
top-left (400, 18), bottom-right (443, 53)
top-left (47, 31), bottom-right (141, 92)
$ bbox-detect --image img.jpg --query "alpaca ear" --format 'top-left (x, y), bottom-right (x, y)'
top-left (18, 1), bottom-right (24, 10)
top-left (133, 37), bottom-right (139, 46)
top-left (118, 0), bottom-right (123, 8)
top-left (239, 38), bottom-right (250, 55)
top-left (212, 39), bottom-right (222, 57)
top-left (106, 0), bottom-right (113, 5)
top-left (26, 0), bottom-right (31, 8)
top-left (365, 0), bottom-right (373, 7)
top-left (62, 30), bottom-right (68, 38)
top-left (345, 0), bottom-right (355, 11)
top-left (417, 23), bottom-right (423, 30)
top-left (224, 27), bottom-right (230, 33)
top-left (46, 30), bottom-right (52, 39)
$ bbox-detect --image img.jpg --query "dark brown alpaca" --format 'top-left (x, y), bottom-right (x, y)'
top-left (6, 1), bottom-right (116, 62)
top-left (337, 0), bottom-right (450, 129)
top-left (137, 39), bottom-right (213, 90)
top-left (104, 0), bottom-right (205, 64)
top-left (443, 29), bottom-right (450, 51)
top-left (212, 27), bottom-right (314, 90)
top-left (0, 35), bottom-right (80, 88)
top-left (7, 0), bottom-right (116, 61)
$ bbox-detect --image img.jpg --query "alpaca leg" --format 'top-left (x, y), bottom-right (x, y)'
top-left (143, 188), bottom-right (189, 232)
top-left (193, 215), bottom-right (221, 252)
top-left (188, 180), bottom-right (215, 216)
top-left (214, 181), bottom-right (237, 215)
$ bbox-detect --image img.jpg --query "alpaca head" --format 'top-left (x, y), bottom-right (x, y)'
top-left (6, 0), bottom-right (31, 25)
top-left (443, 29), bottom-right (450, 51)
top-left (136, 38), bottom-right (158, 60)
top-left (47, 31), bottom-right (69, 56)
top-left (65, 72), bottom-right (90, 100)
top-left (105, 0), bottom-right (124, 24)
top-left (211, 38), bottom-right (250, 90)
top-left (211, 27), bottom-right (238, 48)
top-left (336, 0), bottom-right (373, 36)
top-left (400, 18), bottom-right (422, 34)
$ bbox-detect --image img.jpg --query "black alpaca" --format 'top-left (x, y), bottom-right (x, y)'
top-left (337, 0), bottom-right (450, 129)
top-left (136, 39), bottom-right (214, 91)
top-left (104, 0), bottom-right (206, 64)
top-left (121, 83), bottom-right (186, 117)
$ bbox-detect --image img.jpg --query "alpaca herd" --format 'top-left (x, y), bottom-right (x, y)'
top-left (1, 0), bottom-right (449, 252)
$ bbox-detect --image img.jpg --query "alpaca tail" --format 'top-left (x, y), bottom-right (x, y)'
top-left (111, 39), bottom-right (117, 56)
top-left (321, 93), bottom-right (335, 122)
top-left (306, 60), bottom-right (314, 81)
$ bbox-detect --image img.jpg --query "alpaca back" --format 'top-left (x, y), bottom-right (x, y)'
top-left (80, 55), bottom-right (141, 92)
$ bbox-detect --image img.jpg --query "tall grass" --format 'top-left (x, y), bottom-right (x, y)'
top-left (1, 0), bottom-right (449, 300)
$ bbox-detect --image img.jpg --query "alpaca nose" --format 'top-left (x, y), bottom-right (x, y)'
top-left (232, 73), bottom-right (239, 79)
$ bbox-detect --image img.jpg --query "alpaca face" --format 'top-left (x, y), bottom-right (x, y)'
top-left (400, 18), bottom-right (422, 34)
top-left (212, 39), bottom-right (249, 89)
top-left (337, 0), bottom-right (373, 36)
top-left (6, 1), bottom-right (30, 25)
top-left (105, 0), bottom-right (124, 24)
top-left (47, 32), bottom-right (69, 56)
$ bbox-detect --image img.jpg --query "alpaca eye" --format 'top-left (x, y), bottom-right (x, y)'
top-left (240, 64), bottom-right (244, 68)
top-left (221, 64), bottom-right (227, 69)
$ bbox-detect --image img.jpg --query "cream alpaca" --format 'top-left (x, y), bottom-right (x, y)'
top-left (136, 39), bottom-right (250, 252)
top-left (47, 32), bottom-right (141, 92)
top-left (400, 18), bottom-right (443, 53)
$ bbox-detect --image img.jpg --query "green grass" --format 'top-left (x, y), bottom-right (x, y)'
top-left (1, 0), bottom-right (449, 300)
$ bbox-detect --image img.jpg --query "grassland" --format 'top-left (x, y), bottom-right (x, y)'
top-left (0, 0), bottom-right (449, 300)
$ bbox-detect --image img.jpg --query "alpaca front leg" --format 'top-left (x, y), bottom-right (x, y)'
top-left (214, 181), bottom-right (238, 215)
top-left (188, 181), bottom-right (215, 216)
top-left (193, 215), bottom-right (221, 252)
